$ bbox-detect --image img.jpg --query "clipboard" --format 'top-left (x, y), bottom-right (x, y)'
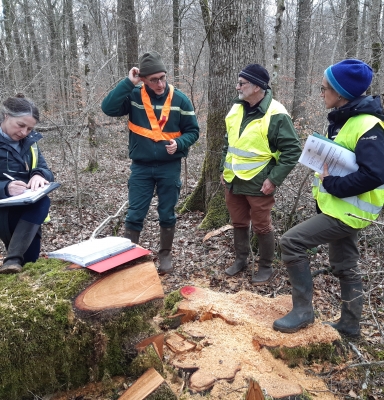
top-left (0, 182), bottom-right (60, 207)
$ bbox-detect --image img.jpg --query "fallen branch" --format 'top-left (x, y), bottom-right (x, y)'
top-left (345, 213), bottom-right (384, 226)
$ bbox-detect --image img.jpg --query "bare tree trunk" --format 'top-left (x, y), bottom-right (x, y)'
top-left (2, 0), bottom-right (15, 89)
top-left (9, 1), bottom-right (29, 88)
top-left (345, 0), bottom-right (359, 58)
top-left (65, 0), bottom-right (83, 124)
top-left (173, 0), bottom-right (180, 85)
top-left (271, 0), bottom-right (285, 100)
top-left (291, 0), bottom-right (313, 123)
top-left (83, 17), bottom-right (98, 172)
top-left (369, 0), bottom-right (382, 95)
top-left (23, 0), bottom-right (48, 110)
top-left (199, 0), bottom-right (211, 42)
top-left (117, 0), bottom-right (138, 76)
top-left (358, 1), bottom-right (369, 60)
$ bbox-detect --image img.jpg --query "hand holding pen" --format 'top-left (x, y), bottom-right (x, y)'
top-left (3, 173), bottom-right (27, 196)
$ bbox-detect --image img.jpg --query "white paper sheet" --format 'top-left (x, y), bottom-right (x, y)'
top-left (299, 134), bottom-right (358, 177)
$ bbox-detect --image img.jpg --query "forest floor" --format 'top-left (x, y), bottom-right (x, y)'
top-left (9, 122), bottom-right (384, 399)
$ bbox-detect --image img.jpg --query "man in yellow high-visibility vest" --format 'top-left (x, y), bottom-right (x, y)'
top-left (220, 64), bottom-right (301, 285)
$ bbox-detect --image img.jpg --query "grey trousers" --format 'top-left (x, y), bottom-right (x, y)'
top-left (280, 213), bottom-right (361, 282)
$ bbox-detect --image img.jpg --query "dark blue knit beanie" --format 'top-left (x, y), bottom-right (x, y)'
top-left (239, 64), bottom-right (270, 90)
top-left (324, 59), bottom-right (373, 100)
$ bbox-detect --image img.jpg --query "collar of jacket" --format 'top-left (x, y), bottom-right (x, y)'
top-left (233, 89), bottom-right (273, 116)
top-left (143, 82), bottom-right (170, 100)
top-left (0, 130), bottom-right (41, 153)
top-left (327, 95), bottom-right (384, 125)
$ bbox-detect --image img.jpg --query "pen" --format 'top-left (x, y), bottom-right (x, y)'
top-left (3, 173), bottom-right (15, 181)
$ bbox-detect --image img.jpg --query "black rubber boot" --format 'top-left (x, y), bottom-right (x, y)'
top-left (158, 226), bottom-right (175, 275)
top-left (252, 231), bottom-right (275, 285)
top-left (273, 260), bottom-right (314, 333)
top-left (225, 227), bottom-right (250, 276)
top-left (124, 227), bottom-right (140, 244)
top-left (326, 279), bottom-right (363, 338)
top-left (0, 220), bottom-right (41, 274)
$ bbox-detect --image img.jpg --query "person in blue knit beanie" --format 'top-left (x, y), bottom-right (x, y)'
top-left (273, 59), bottom-right (384, 338)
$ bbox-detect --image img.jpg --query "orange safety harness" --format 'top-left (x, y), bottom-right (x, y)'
top-left (128, 84), bottom-right (182, 142)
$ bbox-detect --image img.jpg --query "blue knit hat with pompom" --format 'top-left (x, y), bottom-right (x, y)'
top-left (324, 59), bottom-right (373, 100)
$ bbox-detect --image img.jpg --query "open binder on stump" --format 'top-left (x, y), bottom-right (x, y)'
top-left (47, 201), bottom-right (150, 272)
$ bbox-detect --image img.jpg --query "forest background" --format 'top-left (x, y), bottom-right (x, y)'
top-left (0, 0), bottom-right (384, 398)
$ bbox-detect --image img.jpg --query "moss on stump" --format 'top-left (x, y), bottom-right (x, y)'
top-left (0, 258), bottom-right (162, 400)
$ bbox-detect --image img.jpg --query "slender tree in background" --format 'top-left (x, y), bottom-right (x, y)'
top-left (271, 0), bottom-right (285, 100)
top-left (345, 0), bottom-right (359, 58)
top-left (358, 1), bottom-right (369, 61)
top-left (291, 0), bottom-right (313, 123)
top-left (117, 0), bottom-right (138, 76)
top-left (83, 11), bottom-right (98, 172)
top-left (173, 0), bottom-right (180, 85)
top-left (369, 0), bottom-right (382, 94)
top-left (2, 0), bottom-right (16, 90)
top-left (65, 0), bottom-right (82, 125)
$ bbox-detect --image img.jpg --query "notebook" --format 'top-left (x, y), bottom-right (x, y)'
top-left (48, 237), bottom-right (135, 267)
top-left (0, 182), bottom-right (60, 206)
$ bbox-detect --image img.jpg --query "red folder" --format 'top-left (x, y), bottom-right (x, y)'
top-left (68, 247), bottom-right (151, 273)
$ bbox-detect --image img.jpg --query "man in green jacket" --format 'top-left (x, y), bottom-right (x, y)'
top-left (101, 51), bottom-right (199, 274)
top-left (220, 64), bottom-right (301, 285)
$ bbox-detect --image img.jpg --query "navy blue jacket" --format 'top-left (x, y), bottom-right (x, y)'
top-left (323, 95), bottom-right (384, 198)
top-left (0, 131), bottom-right (54, 199)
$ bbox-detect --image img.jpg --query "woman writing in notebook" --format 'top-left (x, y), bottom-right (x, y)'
top-left (0, 94), bottom-right (54, 274)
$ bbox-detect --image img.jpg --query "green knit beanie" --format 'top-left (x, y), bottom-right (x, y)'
top-left (138, 51), bottom-right (167, 77)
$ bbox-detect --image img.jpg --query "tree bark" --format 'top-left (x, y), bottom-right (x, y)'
top-left (291, 0), bottom-right (313, 123)
top-left (345, 0), bottom-right (359, 59)
top-left (369, 0), bottom-right (382, 95)
top-left (271, 0), bottom-right (285, 100)
top-left (117, 0), bottom-right (138, 76)
top-left (173, 0), bottom-right (180, 85)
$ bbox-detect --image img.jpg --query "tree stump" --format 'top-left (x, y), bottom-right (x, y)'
top-left (0, 257), bottom-right (164, 400)
top-left (164, 286), bottom-right (341, 399)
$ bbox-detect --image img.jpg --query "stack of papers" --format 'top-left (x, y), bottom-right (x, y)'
top-left (48, 237), bottom-right (135, 267)
top-left (299, 133), bottom-right (358, 177)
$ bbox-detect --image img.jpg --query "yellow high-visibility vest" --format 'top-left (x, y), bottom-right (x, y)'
top-left (30, 143), bottom-right (51, 223)
top-left (223, 99), bottom-right (288, 182)
top-left (312, 114), bottom-right (384, 228)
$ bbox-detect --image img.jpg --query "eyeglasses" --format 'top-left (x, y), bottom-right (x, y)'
top-left (320, 85), bottom-right (330, 94)
top-left (148, 75), bottom-right (167, 84)
top-left (237, 81), bottom-right (251, 87)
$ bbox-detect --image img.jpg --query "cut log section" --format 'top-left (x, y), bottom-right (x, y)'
top-left (118, 367), bottom-right (164, 400)
top-left (135, 333), bottom-right (164, 359)
top-left (165, 332), bottom-right (196, 354)
top-left (188, 361), bottom-right (241, 392)
top-left (245, 379), bottom-right (264, 400)
top-left (203, 224), bottom-right (233, 242)
top-left (74, 261), bottom-right (164, 311)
